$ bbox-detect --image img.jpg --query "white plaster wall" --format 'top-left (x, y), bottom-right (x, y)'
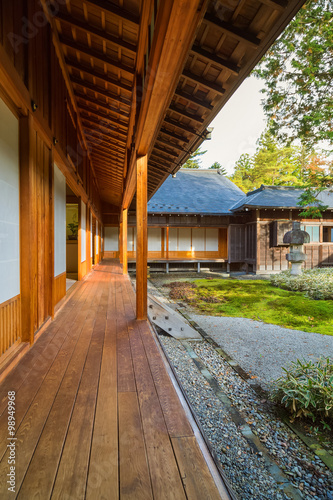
top-left (192, 228), bottom-right (205, 252)
top-left (81, 201), bottom-right (86, 262)
top-left (54, 164), bottom-right (66, 277)
top-left (148, 228), bottom-right (161, 251)
top-left (178, 228), bottom-right (191, 251)
top-left (105, 227), bottom-right (119, 251)
top-left (0, 99), bottom-right (20, 304)
top-left (206, 228), bottom-right (219, 251)
top-left (169, 228), bottom-right (178, 251)
top-left (127, 227), bottom-right (133, 251)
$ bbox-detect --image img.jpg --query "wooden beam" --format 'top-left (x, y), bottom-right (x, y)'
top-left (150, 152), bottom-right (175, 164)
top-left (83, 125), bottom-right (127, 144)
top-left (153, 144), bottom-right (179, 158)
top-left (159, 127), bottom-right (189, 144)
top-left (191, 45), bottom-right (240, 75)
top-left (71, 76), bottom-right (131, 107)
top-left (78, 105), bottom-right (128, 129)
top-left (168, 103), bottom-right (204, 124)
top-left (60, 36), bottom-right (135, 76)
top-left (81, 116), bottom-right (128, 138)
top-left (122, 209), bottom-right (128, 274)
top-left (67, 60), bottom-right (133, 93)
top-left (75, 92), bottom-right (130, 118)
top-left (182, 70), bottom-right (225, 95)
top-left (174, 88), bottom-right (213, 110)
top-left (155, 137), bottom-right (184, 152)
top-left (91, 150), bottom-right (125, 162)
top-left (82, 0), bottom-right (140, 26)
top-left (90, 144), bottom-right (126, 156)
top-left (163, 116), bottom-right (198, 135)
top-left (203, 13), bottom-right (261, 48)
top-left (56, 12), bottom-right (137, 53)
top-left (258, 0), bottom-right (287, 11)
top-left (136, 155), bottom-right (148, 320)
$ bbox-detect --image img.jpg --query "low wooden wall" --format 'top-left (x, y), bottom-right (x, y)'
top-left (0, 295), bottom-right (21, 356)
top-left (53, 272), bottom-right (66, 307)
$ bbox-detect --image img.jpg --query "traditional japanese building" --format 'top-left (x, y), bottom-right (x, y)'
top-left (0, 0), bottom-right (309, 497)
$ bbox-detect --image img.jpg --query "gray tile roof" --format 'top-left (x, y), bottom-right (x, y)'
top-left (148, 169), bottom-right (245, 215)
top-left (230, 185), bottom-right (333, 211)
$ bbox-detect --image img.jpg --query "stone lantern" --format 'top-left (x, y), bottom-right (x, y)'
top-left (283, 221), bottom-right (310, 275)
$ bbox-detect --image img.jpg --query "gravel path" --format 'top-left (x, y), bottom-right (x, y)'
top-left (188, 315), bottom-right (333, 389)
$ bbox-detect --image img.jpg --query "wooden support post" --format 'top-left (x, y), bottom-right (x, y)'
top-left (20, 114), bottom-right (37, 344)
top-left (136, 155), bottom-right (148, 320)
top-left (49, 148), bottom-right (55, 319)
top-left (122, 208), bottom-right (128, 274)
top-left (119, 219), bottom-right (123, 264)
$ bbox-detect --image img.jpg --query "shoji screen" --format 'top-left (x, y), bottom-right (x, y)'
top-left (81, 201), bottom-right (86, 262)
top-left (0, 99), bottom-right (20, 304)
top-left (54, 164), bottom-right (66, 276)
top-left (105, 227), bottom-right (119, 251)
top-left (206, 228), bottom-right (219, 251)
top-left (192, 228), bottom-right (205, 252)
top-left (148, 228), bottom-right (161, 251)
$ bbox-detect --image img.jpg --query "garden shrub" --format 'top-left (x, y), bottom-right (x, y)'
top-left (270, 268), bottom-right (333, 300)
top-left (271, 358), bottom-right (333, 423)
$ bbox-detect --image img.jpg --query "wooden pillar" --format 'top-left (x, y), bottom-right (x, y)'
top-left (49, 147), bottom-right (55, 319)
top-left (122, 208), bottom-right (128, 274)
top-left (119, 218), bottom-right (123, 264)
top-left (166, 226), bottom-right (169, 260)
top-left (136, 155), bottom-right (148, 320)
top-left (20, 113), bottom-right (37, 343)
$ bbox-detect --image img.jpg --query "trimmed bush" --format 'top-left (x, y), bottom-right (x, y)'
top-left (271, 358), bottom-right (333, 423)
top-left (270, 268), bottom-right (333, 300)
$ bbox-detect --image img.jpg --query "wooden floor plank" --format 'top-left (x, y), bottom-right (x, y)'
top-left (86, 275), bottom-right (119, 500)
top-left (116, 283), bottom-right (136, 393)
top-left (50, 285), bottom-right (108, 500)
top-left (118, 392), bottom-right (153, 500)
top-left (172, 436), bottom-right (227, 500)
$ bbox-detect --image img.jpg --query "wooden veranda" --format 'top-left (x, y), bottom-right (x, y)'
top-left (0, 260), bottom-right (231, 499)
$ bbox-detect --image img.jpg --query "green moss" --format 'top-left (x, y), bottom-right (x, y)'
top-left (183, 279), bottom-right (333, 335)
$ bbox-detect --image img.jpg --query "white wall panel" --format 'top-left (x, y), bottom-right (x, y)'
top-left (54, 164), bottom-right (66, 277)
top-left (192, 228), bottom-right (205, 252)
top-left (105, 227), bottom-right (119, 251)
top-left (169, 228), bottom-right (178, 251)
top-left (0, 99), bottom-right (20, 304)
top-left (127, 227), bottom-right (133, 251)
top-left (206, 228), bottom-right (219, 251)
top-left (148, 228), bottom-right (161, 251)
top-left (96, 220), bottom-right (99, 253)
top-left (81, 201), bottom-right (86, 262)
top-left (178, 228), bottom-right (191, 251)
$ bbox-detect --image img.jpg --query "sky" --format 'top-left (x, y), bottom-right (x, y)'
top-left (200, 75), bottom-right (267, 174)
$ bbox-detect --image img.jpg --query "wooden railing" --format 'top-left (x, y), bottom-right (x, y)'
top-left (0, 295), bottom-right (21, 356)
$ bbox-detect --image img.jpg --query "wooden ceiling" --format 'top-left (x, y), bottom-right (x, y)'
top-left (48, 0), bottom-right (305, 207)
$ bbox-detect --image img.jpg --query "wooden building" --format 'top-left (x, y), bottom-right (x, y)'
top-left (104, 170), bottom-right (333, 273)
top-left (0, 1), bottom-right (311, 497)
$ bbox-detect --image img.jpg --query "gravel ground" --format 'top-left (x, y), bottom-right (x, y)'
top-left (159, 335), bottom-right (333, 500)
top-left (188, 315), bottom-right (333, 389)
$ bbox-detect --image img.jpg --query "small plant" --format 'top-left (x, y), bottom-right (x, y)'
top-left (270, 268), bottom-right (333, 300)
top-left (67, 213), bottom-right (78, 239)
top-left (271, 357), bottom-right (333, 423)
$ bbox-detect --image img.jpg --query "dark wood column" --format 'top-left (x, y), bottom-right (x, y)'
top-left (122, 208), bottom-right (128, 274)
top-left (136, 155), bottom-right (148, 320)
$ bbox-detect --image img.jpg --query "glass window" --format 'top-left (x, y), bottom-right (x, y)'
top-left (301, 225), bottom-right (320, 242)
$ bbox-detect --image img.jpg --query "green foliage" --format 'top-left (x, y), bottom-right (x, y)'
top-left (270, 268), bottom-right (333, 300)
top-left (166, 279), bottom-right (333, 334)
top-left (67, 213), bottom-right (78, 237)
top-left (297, 167), bottom-right (333, 217)
top-left (182, 147), bottom-right (207, 169)
top-left (254, 0), bottom-right (333, 147)
top-left (209, 162), bottom-right (227, 175)
top-left (271, 358), bottom-right (333, 423)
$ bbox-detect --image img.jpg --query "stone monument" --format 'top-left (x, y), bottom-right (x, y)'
top-left (283, 221), bottom-right (310, 275)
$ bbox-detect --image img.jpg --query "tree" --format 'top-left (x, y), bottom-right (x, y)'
top-left (209, 162), bottom-right (228, 175)
top-left (254, 0), bottom-right (333, 148)
top-left (182, 147), bottom-right (207, 168)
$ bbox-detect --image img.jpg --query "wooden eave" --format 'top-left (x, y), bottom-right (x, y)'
top-left (44, 0), bottom-right (305, 209)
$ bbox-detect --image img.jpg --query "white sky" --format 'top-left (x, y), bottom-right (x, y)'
top-left (200, 75), bottom-right (267, 174)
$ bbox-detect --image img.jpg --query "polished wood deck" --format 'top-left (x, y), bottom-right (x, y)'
top-left (0, 260), bottom-right (230, 499)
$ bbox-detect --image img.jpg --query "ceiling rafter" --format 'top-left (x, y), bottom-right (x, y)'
top-left (78, 105), bottom-right (128, 130)
top-left (84, 129), bottom-right (126, 147)
top-left (182, 69), bottom-right (225, 95)
top-left (163, 117), bottom-right (198, 135)
top-left (88, 140), bottom-right (126, 154)
top-left (67, 59), bottom-right (133, 93)
top-left (155, 137), bottom-right (184, 152)
top-left (75, 92), bottom-right (130, 118)
top-left (81, 115), bottom-right (128, 138)
top-left (152, 144), bottom-right (179, 158)
top-left (168, 103), bottom-right (204, 124)
top-left (71, 77), bottom-right (131, 107)
top-left (55, 11), bottom-right (137, 53)
top-left (60, 36), bottom-right (135, 76)
top-left (191, 45), bottom-right (240, 75)
top-left (159, 127), bottom-right (190, 144)
top-left (81, 0), bottom-right (140, 26)
top-left (174, 88), bottom-right (213, 111)
top-left (203, 13), bottom-right (261, 47)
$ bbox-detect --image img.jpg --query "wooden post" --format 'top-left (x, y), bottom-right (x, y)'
top-left (20, 113), bottom-right (37, 343)
top-left (119, 219), bottom-right (123, 264)
top-left (49, 148), bottom-right (55, 319)
top-left (136, 155), bottom-right (148, 320)
top-left (122, 208), bottom-right (128, 274)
